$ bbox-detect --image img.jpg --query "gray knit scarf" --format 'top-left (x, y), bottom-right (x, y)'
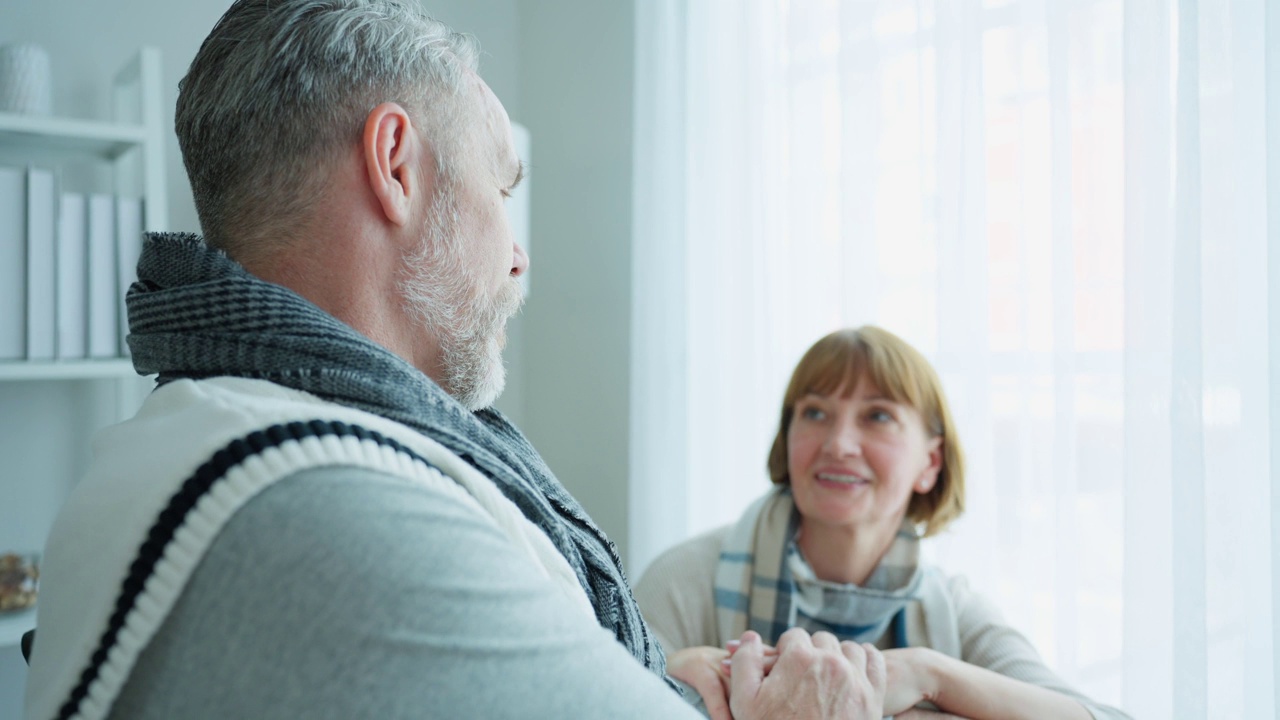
top-left (126, 232), bottom-right (667, 679)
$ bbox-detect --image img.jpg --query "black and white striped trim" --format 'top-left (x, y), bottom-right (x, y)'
top-left (57, 420), bottom-right (445, 720)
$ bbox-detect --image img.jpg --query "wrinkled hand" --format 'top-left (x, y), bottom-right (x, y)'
top-left (667, 646), bottom-right (732, 720)
top-left (729, 629), bottom-right (886, 720)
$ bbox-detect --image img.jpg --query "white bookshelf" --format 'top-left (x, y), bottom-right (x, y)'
top-left (0, 359), bottom-right (137, 381)
top-left (0, 47), bottom-right (167, 658)
top-left (0, 114), bottom-right (149, 163)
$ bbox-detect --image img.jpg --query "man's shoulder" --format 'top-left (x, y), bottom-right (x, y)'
top-left (215, 464), bottom-right (508, 565)
top-left (108, 466), bottom-right (693, 720)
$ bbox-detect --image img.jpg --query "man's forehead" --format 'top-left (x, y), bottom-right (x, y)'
top-left (485, 98), bottom-right (519, 176)
top-left (463, 71), bottom-right (503, 127)
top-left (460, 70), bottom-right (516, 167)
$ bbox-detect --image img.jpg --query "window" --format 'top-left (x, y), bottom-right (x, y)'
top-left (632, 1), bottom-right (1278, 716)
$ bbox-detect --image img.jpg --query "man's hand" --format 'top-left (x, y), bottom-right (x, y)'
top-left (728, 629), bottom-right (886, 720)
top-left (667, 646), bottom-right (732, 720)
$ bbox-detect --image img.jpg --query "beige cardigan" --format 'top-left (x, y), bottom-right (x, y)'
top-left (635, 525), bottom-right (1132, 720)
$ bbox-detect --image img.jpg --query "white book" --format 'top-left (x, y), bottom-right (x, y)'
top-left (25, 167), bottom-right (56, 361)
top-left (86, 193), bottom-right (118, 358)
top-left (57, 192), bottom-right (88, 359)
top-left (115, 196), bottom-right (143, 357)
top-left (0, 166), bottom-right (25, 360)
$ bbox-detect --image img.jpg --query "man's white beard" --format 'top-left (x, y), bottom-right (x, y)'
top-left (401, 185), bottom-right (524, 410)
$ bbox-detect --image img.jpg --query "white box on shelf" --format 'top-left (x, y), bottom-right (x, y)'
top-left (86, 193), bottom-right (117, 358)
top-left (26, 166), bottom-right (56, 360)
top-left (57, 192), bottom-right (87, 359)
top-left (0, 165), bottom-right (24, 360)
top-left (115, 196), bottom-right (143, 357)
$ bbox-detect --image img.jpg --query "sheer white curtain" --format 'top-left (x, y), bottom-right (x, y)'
top-left (630, 0), bottom-right (1279, 716)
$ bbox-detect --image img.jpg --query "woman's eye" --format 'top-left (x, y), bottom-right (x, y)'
top-left (866, 409), bottom-right (893, 423)
top-left (800, 406), bottom-right (826, 421)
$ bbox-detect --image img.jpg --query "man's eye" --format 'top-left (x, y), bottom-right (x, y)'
top-left (867, 409), bottom-right (893, 423)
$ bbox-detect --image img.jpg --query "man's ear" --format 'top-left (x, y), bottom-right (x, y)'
top-left (362, 102), bottom-right (434, 227)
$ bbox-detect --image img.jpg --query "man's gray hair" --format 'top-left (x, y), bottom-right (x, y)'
top-left (176, 0), bottom-right (479, 257)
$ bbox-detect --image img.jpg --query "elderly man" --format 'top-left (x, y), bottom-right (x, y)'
top-left (24, 1), bottom-right (885, 718)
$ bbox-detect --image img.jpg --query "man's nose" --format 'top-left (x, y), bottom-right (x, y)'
top-left (511, 240), bottom-right (529, 278)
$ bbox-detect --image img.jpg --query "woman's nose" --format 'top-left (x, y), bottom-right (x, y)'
top-left (822, 419), bottom-right (861, 456)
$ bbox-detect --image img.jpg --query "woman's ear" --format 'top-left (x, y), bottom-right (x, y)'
top-left (915, 436), bottom-right (944, 493)
top-left (362, 102), bottom-right (435, 227)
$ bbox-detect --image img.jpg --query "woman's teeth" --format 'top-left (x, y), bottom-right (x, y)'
top-left (817, 473), bottom-right (866, 484)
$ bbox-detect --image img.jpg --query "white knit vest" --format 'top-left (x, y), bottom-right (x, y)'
top-left (25, 377), bottom-right (593, 720)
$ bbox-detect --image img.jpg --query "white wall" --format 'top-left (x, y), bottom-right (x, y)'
top-left (518, 0), bottom-right (636, 564)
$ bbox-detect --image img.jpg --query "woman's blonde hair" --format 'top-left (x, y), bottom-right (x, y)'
top-left (766, 326), bottom-right (965, 537)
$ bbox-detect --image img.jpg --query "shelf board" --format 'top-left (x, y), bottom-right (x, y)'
top-left (0, 112), bottom-right (149, 163)
top-left (0, 359), bottom-right (138, 381)
top-left (0, 607), bottom-right (35, 648)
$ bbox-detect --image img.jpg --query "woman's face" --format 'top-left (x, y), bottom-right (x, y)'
top-left (786, 374), bottom-right (942, 534)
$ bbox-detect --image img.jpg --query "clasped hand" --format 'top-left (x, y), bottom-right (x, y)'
top-left (668, 628), bottom-right (886, 720)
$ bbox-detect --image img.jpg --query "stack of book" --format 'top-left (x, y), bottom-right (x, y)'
top-left (0, 165), bottom-right (143, 362)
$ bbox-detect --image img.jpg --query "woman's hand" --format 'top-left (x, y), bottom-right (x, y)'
top-left (881, 647), bottom-right (941, 715)
top-left (725, 637), bottom-right (779, 675)
top-left (895, 710), bottom-right (971, 720)
top-left (882, 647), bottom-right (1092, 720)
top-left (667, 646), bottom-right (733, 720)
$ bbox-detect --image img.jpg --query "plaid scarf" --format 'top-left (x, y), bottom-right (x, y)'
top-left (714, 486), bottom-right (926, 646)
top-left (125, 232), bottom-right (667, 680)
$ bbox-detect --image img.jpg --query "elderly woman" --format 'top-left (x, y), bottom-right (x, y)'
top-left (635, 326), bottom-right (1130, 720)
